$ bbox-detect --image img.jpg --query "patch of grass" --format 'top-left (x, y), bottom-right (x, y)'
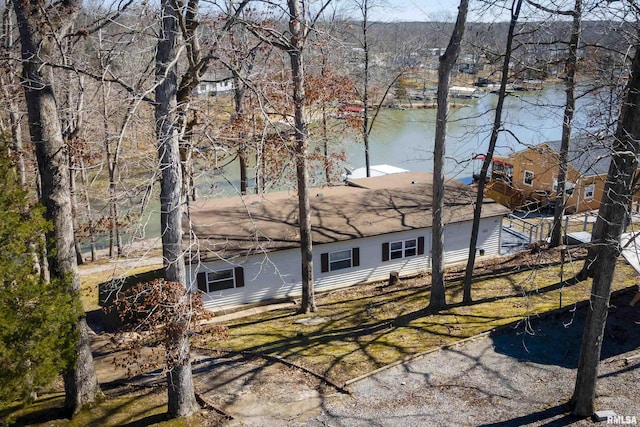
top-left (0, 389), bottom-right (211, 426)
top-left (80, 265), bottom-right (162, 312)
top-left (211, 251), bottom-right (637, 385)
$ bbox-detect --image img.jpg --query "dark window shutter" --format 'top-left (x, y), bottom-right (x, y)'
top-left (352, 248), bottom-right (360, 267)
top-left (321, 253), bottom-right (329, 273)
top-left (234, 267), bottom-right (245, 288)
top-left (382, 243), bottom-right (390, 261)
top-left (197, 272), bottom-right (208, 292)
top-left (417, 236), bottom-right (425, 255)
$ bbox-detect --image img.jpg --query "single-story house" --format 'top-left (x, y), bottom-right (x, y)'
top-left (184, 171), bottom-right (510, 311)
top-left (194, 71), bottom-right (234, 97)
top-left (483, 137), bottom-right (631, 213)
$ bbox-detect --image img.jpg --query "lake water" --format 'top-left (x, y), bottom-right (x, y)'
top-left (123, 83), bottom-right (603, 246)
top-left (341, 84), bottom-right (598, 182)
top-left (199, 83), bottom-right (600, 195)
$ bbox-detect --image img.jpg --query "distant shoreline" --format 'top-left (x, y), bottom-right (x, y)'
top-left (388, 102), bottom-right (470, 109)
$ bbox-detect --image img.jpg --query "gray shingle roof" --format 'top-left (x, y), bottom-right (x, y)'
top-left (543, 136), bottom-right (613, 177)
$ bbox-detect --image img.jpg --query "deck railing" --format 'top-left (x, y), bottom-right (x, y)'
top-left (504, 213), bottom-right (596, 246)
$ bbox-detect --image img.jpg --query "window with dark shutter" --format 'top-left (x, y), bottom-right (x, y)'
top-left (329, 249), bottom-right (352, 270)
top-left (197, 272), bottom-right (208, 292)
top-left (352, 248), bottom-right (360, 267)
top-left (321, 253), bottom-right (329, 273)
top-left (207, 270), bottom-right (235, 291)
top-left (382, 242), bottom-right (390, 261)
top-left (234, 267), bottom-right (245, 287)
top-left (384, 238), bottom-right (422, 260)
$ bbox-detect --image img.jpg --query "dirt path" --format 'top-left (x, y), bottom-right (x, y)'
top-left (78, 237), bottom-right (163, 276)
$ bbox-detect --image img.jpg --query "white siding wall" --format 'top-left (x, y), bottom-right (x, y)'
top-left (443, 217), bottom-right (503, 263)
top-left (313, 229), bottom-right (431, 294)
top-left (187, 248), bottom-right (302, 310)
top-left (189, 216), bottom-right (503, 311)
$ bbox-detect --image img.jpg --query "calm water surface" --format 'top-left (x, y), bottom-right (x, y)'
top-left (128, 84), bottom-right (601, 244)
top-left (341, 84), bottom-right (597, 181)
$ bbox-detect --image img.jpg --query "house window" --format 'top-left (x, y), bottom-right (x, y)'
top-left (523, 170), bottom-right (534, 186)
top-left (321, 248), bottom-right (360, 273)
top-left (553, 178), bottom-right (575, 196)
top-left (390, 239), bottom-right (417, 259)
top-left (382, 236), bottom-right (425, 261)
top-left (197, 267), bottom-right (244, 293)
top-left (584, 183), bottom-right (595, 199)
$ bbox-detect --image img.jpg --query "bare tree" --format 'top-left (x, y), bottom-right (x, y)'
top-left (350, 0), bottom-right (404, 177)
top-left (570, 27), bottom-right (640, 417)
top-left (155, 0), bottom-right (199, 417)
top-left (0, 1), bottom-right (26, 187)
top-left (543, 0), bottom-right (583, 248)
top-left (288, 0), bottom-right (316, 313)
top-left (13, 0), bottom-right (102, 415)
top-left (462, 0), bottom-right (522, 303)
top-left (244, 0), bottom-right (333, 313)
top-left (357, 0), bottom-right (373, 177)
top-left (221, 14), bottom-right (264, 195)
top-left (429, 0), bottom-right (469, 311)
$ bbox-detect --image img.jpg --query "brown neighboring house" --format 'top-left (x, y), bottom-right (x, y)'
top-left (483, 137), bottom-right (623, 213)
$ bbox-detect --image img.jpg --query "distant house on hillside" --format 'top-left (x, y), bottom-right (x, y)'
top-left (195, 72), bottom-right (234, 97)
top-left (184, 172), bottom-right (509, 311)
top-left (481, 137), bottom-right (631, 213)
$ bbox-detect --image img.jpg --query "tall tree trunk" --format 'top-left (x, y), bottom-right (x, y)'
top-left (234, 74), bottom-right (249, 195)
top-left (239, 146), bottom-right (249, 194)
top-left (69, 149), bottom-right (84, 265)
top-left (462, 0), bottom-right (522, 304)
top-left (429, 0), bottom-right (468, 311)
top-left (156, 0), bottom-right (199, 417)
top-left (62, 69), bottom-right (86, 265)
top-left (79, 155), bottom-right (97, 262)
top-left (97, 29), bottom-right (125, 258)
top-left (320, 49), bottom-right (330, 184)
top-left (288, 0), bottom-right (316, 313)
top-left (2, 2), bottom-right (26, 187)
top-left (550, 0), bottom-right (582, 248)
top-left (322, 104), bottom-right (330, 184)
top-left (571, 36), bottom-right (640, 417)
top-left (362, 1), bottom-right (371, 178)
top-left (13, 0), bottom-right (101, 415)
top-left (103, 85), bottom-right (120, 259)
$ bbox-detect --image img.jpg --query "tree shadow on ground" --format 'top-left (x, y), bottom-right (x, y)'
top-left (118, 413), bottom-right (169, 427)
top-left (490, 288), bottom-right (640, 369)
top-left (478, 402), bottom-right (584, 426)
top-left (9, 399), bottom-right (68, 426)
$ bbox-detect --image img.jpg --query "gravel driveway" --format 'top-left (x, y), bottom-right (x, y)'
top-left (93, 288), bottom-right (639, 426)
top-left (304, 291), bottom-right (640, 427)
